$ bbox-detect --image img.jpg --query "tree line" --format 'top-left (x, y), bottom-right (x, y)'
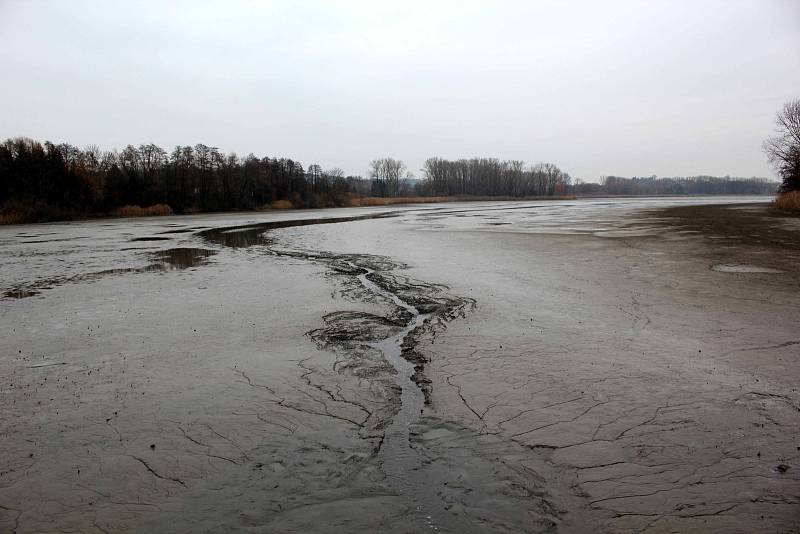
top-left (573, 175), bottom-right (776, 196)
top-left (0, 137), bottom-right (778, 223)
top-left (419, 157), bottom-right (571, 197)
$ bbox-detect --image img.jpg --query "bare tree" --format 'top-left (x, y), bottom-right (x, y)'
top-left (763, 99), bottom-right (800, 192)
top-left (306, 164), bottom-right (322, 192)
top-left (369, 157), bottom-right (406, 196)
top-left (421, 157), bottom-right (571, 197)
top-left (324, 167), bottom-right (344, 179)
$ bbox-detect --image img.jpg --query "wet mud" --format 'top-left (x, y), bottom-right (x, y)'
top-left (640, 203), bottom-right (800, 277)
top-left (296, 252), bottom-right (474, 406)
top-left (200, 218), bottom-right (575, 532)
top-left (1, 197), bottom-right (797, 533)
top-left (205, 224), bottom-right (492, 529)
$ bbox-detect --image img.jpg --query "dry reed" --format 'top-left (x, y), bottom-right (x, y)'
top-left (775, 191), bottom-right (800, 213)
top-left (114, 204), bottom-right (173, 217)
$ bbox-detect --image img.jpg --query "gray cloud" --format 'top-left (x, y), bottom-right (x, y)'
top-left (1, 0), bottom-right (798, 180)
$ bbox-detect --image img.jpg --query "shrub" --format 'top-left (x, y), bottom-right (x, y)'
top-left (144, 204), bottom-right (173, 216)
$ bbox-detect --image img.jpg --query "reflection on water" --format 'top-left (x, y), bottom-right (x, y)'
top-left (153, 248), bottom-right (216, 269)
top-left (200, 213), bottom-right (395, 248)
top-left (2, 248), bottom-right (216, 299)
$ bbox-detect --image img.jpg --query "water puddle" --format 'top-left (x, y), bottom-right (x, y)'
top-left (199, 213), bottom-right (396, 248)
top-left (2, 248), bottom-right (217, 299)
top-left (153, 248), bottom-right (216, 269)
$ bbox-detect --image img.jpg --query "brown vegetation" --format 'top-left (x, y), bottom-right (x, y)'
top-left (113, 204), bottom-right (173, 217)
top-left (0, 210), bottom-right (26, 225)
top-left (268, 199), bottom-right (295, 209)
top-left (775, 191), bottom-right (800, 213)
top-left (0, 200), bottom-right (82, 225)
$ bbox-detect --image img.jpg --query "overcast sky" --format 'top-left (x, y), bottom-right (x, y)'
top-left (1, 1), bottom-right (798, 180)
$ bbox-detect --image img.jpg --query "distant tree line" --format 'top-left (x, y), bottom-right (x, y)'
top-left (420, 158), bottom-right (571, 196)
top-left (572, 175), bottom-right (776, 196)
top-left (0, 137), bottom-right (778, 223)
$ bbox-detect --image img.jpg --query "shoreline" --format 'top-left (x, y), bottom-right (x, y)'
top-left (1, 195), bottom-right (574, 226)
top-left (1, 193), bottom-right (781, 226)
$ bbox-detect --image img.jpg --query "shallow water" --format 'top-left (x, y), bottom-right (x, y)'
top-left (0, 196), bottom-right (768, 299)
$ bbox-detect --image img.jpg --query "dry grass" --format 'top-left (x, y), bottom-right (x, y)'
top-left (269, 199), bottom-right (295, 209)
top-left (0, 210), bottom-right (27, 225)
top-left (114, 204), bottom-right (173, 217)
top-left (775, 191), bottom-right (800, 213)
top-left (0, 201), bottom-right (80, 224)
